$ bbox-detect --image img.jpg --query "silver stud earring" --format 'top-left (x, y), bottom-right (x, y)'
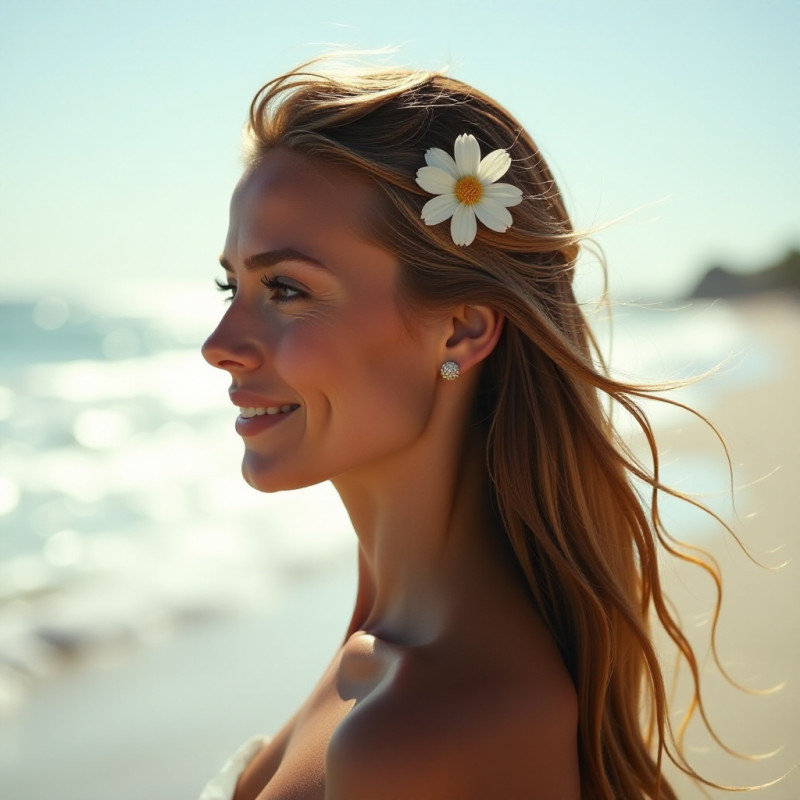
top-left (440, 361), bottom-right (460, 381)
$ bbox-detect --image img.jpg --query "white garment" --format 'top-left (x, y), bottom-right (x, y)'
top-left (199, 735), bottom-right (270, 800)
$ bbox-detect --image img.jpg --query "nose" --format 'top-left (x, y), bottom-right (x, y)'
top-left (201, 305), bottom-right (263, 373)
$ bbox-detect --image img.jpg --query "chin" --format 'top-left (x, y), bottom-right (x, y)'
top-left (240, 451), bottom-right (322, 494)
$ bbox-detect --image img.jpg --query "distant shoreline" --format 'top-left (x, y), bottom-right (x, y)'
top-left (687, 247), bottom-right (800, 300)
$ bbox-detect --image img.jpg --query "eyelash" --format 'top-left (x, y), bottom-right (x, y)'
top-left (215, 278), bottom-right (236, 302)
top-left (214, 277), bottom-right (306, 304)
top-left (261, 276), bottom-right (305, 303)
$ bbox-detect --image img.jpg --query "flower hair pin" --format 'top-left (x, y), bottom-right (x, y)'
top-left (415, 133), bottom-right (523, 246)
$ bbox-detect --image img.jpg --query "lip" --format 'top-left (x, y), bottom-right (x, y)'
top-left (229, 390), bottom-right (297, 409)
top-left (234, 409), bottom-right (298, 438)
top-left (229, 390), bottom-right (301, 438)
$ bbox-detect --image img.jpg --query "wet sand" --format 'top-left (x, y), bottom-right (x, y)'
top-left (0, 296), bottom-right (797, 799)
top-left (0, 560), bottom-right (358, 800)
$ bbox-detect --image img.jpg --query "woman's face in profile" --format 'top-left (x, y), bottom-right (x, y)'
top-left (202, 149), bottom-right (447, 493)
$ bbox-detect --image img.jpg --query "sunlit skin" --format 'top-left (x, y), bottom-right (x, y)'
top-left (202, 149), bottom-right (580, 799)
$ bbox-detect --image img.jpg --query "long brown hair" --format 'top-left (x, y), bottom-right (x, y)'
top-left (244, 60), bottom-right (740, 799)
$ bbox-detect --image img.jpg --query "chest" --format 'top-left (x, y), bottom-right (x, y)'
top-left (251, 636), bottom-right (401, 800)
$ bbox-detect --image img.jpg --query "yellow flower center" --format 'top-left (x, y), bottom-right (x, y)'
top-left (454, 176), bottom-right (483, 206)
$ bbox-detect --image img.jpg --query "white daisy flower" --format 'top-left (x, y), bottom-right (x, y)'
top-left (415, 133), bottom-right (523, 246)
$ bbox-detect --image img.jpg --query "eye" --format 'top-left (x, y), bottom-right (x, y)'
top-left (261, 276), bottom-right (306, 303)
top-left (215, 277), bottom-right (236, 302)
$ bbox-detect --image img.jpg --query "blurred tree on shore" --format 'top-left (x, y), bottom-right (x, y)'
top-left (689, 248), bottom-right (800, 299)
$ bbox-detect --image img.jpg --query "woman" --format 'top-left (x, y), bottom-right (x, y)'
top-left (200, 61), bottom-right (732, 799)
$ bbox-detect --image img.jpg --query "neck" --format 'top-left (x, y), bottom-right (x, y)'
top-left (334, 421), bottom-right (512, 646)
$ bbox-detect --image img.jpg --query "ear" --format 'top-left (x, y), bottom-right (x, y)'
top-left (443, 304), bottom-right (504, 376)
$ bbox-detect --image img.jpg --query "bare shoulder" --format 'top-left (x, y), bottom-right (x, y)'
top-left (326, 637), bottom-right (580, 800)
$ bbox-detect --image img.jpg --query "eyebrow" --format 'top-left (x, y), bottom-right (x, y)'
top-left (218, 248), bottom-right (326, 272)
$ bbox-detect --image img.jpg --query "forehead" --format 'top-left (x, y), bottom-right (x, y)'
top-left (226, 149), bottom-right (381, 261)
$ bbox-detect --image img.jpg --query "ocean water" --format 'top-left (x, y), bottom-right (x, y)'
top-left (0, 287), bottom-right (778, 713)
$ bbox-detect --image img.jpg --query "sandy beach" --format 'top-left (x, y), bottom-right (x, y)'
top-left (658, 296), bottom-right (800, 798)
top-left (0, 296), bottom-right (797, 799)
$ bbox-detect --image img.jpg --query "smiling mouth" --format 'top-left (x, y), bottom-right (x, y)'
top-left (238, 404), bottom-right (299, 418)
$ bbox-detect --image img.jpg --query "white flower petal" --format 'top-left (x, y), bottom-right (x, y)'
top-left (424, 147), bottom-right (459, 178)
top-left (416, 134), bottom-right (523, 245)
top-left (415, 166), bottom-right (456, 195)
top-left (420, 194), bottom-right (459, 225)
top-left (474, 199), bottom-right (514, 232)
top-left (451, 204), bottom-right (477, 246)
top-left (482, 182), bottom-right (523, 206)
top-left (477, 149), bottom-right (511, 183)
top-left (454, 134), bottom-right (481, 176)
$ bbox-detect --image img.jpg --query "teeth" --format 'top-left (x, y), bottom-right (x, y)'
top-left (238, 404), bottom-right (297, 418)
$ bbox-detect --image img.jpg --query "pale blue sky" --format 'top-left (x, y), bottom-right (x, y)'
top-left (1, 0), bottom-right (798, 306)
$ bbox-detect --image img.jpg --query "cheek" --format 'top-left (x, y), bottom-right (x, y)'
top-left (271, 319), bottom-right (339, 391)
top-left (273, 314), bottom-right (436, 432)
